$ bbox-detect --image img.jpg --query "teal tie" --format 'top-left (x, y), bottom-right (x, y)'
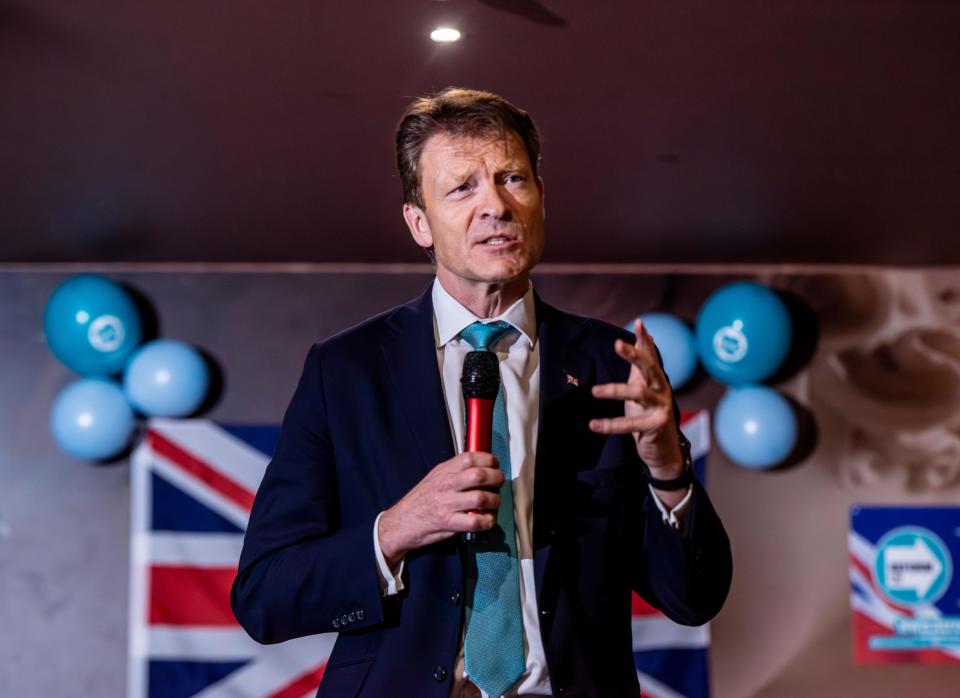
top-left (459, 321), bottom-right (525, 698)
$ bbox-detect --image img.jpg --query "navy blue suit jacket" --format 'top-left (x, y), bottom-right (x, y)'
top-left (232, 285), bottom-right (732, 697)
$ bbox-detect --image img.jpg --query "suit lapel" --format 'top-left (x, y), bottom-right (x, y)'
top-left (380, 285), bottom-right (456, 485)
top-left (532, 294), bottom-right (594, 603)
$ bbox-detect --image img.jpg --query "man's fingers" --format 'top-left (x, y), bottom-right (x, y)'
top-left (591, 382), bottom-right (667, 405)
top-left (455, 466), bottom-right (505, 491)
top-left (589, 413), bottom-right (671, 435)
top-left (618, 338), bottom-right (658, 377)
top-left (454, 489), bottom-right (501, 512)
top-left (635, 322), bottom-right (670, 388)
top-left (448, 451), bottom-right (498, 471)
top-left (449, 511), bottom-right (497, 532)
top-left (614, 338), bottom-right (660, 388)
top-left (634, 318), bottom-right (660, 355)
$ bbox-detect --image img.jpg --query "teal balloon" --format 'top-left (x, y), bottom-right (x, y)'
top-left (632, 313), bottom-right (698, 389)
top-left (695, 281), bottom-right (791, 385)
top-left (50, 378), bottom-right (137, 460)
top-left (715, 386), bottom-right (797, 469)
top-left (43, 274), bottom-right (143, 375)
top-left (124, 339), bottom-right (210, 417)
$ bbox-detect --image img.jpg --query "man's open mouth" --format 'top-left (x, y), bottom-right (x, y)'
top-left (478, 234), bottom-right (518, 247)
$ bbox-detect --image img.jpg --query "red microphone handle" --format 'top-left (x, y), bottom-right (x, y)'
top-left (463, 396), bottom-right (495, 542)
top-left (465, 397), bottom-right (494, 452)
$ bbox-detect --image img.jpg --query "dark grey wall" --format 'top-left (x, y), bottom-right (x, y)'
top-left (3, 3), bottom-right (960, 265)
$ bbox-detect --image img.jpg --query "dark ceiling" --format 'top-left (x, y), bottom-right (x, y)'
top-left (1, 1), bottom-right (958, 264)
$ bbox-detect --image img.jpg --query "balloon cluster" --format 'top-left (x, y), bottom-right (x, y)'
top-left (44, 275), bottom-right (211, 461)
top-left (631, 281), bottom-right (803, 470)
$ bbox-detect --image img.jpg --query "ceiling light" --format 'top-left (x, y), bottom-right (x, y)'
top-left (430, 27), bottom-right (461, 43)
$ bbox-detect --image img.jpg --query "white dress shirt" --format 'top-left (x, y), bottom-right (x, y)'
top-left (373, 278), bottom-right (692, 697)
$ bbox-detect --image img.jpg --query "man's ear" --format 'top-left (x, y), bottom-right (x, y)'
top-left (403, 203), bottom-right (433, 249)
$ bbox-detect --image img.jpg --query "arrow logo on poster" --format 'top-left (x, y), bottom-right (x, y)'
top-left (884, 538), bottom-right (944, 597)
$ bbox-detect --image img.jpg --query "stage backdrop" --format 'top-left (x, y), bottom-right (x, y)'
top-left (2, 267), bottom-right (960, 697)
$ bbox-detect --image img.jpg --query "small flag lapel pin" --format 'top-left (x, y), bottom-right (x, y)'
top-left (564, 371), bottom-right (579, 387)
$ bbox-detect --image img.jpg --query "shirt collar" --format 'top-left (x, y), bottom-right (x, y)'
top-left (432, 277), bottom-right (537, 349)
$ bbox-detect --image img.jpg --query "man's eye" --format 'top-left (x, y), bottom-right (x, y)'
top-left (505, 174), bottom-right (526, 184)
top-left (449, 184), bottom-right (470, 195)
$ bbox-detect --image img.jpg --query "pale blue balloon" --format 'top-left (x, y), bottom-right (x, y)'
top-left (715, 386), bottom-right (798, 469)
top-left (695, 281), bottom-right (792, 385)
top-left (634, 313), bottom-right (698, 390)
top-left (124, 339), bottom-right (210, 417)
top-left (50, 378), bottom-right (137, 460)
top-left (43, 274), bottom-right (143, 375)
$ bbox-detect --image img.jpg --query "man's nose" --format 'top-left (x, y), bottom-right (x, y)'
top-left (478, 183), bottom-right (512, 221)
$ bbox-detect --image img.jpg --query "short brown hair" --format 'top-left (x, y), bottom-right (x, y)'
top-left (395, 87), bottom-right (542, 209)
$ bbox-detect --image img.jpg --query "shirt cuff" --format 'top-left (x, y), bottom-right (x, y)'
top-left (647, 484), bottom-right (694, 533)
top-left (373, 511), bottom-right (406, 596)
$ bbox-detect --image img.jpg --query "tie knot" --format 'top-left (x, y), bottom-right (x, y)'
top-left (460, 321), bottom-right (517, 352)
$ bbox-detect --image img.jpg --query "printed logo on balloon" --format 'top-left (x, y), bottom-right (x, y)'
top-left (88, 314), bottom-right (126, 352)
top-left (712, 320), bottom-right (748, 364)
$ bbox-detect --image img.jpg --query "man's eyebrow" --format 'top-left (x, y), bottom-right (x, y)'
top-left (440, 168), bottom-right (472, 183)
top-left (497, 153), bottom-right (533, 171)
top-left (435, 153), bottom-right (529, 188)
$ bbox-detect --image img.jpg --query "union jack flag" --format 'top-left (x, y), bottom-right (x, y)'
top-left (128, 412), bottom-right (713, 697)
top-left (128, 420), bottom-right (332, 698)
top-left (634, 410), bottom-right (712, 698)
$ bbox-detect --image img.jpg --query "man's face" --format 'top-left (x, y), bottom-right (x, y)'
top-left (403, 130), bottom-right (545, 290)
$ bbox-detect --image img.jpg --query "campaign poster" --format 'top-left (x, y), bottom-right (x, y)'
top-left (849, 505), bottom-right (960, 664)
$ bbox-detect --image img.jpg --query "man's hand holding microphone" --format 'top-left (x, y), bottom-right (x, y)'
top-left (377, 350), bottom-right (503, 570)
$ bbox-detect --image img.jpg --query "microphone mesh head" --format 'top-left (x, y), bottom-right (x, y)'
top-left (461, 350), bottom-right (500, 399)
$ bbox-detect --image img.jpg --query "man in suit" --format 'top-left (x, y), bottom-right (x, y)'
top-left (232, 87), bottom-right (732, 697)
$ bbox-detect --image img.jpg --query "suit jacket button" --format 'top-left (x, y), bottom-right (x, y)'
top-left (450, 590), bottom-right (461, 605)
top-left (332, 618), bottom-right (341, 629)
top-left (340, 614), bottom-right (349, 625)
top-left (357, 609), bottom-right (365, 620)
top-left (348, 612), bottom-right (356, 622)
top-left (434, 666), bottom-right (448, 682)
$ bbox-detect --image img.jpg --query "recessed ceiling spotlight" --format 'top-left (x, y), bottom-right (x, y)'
top-left (430, 27), bottom-right (461, 43)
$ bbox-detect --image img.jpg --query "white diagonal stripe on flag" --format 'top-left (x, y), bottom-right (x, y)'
top-left (194, 634), bottom-right (335, 698)
top-left (848, 530), bottom-right (876, 567)
top-left (632, 615), bottom-right (709, 651)
top-left (851, 589), bottom-right (900, 628)
top-left (148, 532), bottom-right (245, 566)
top-left (151, 419), bottom-right (271, 495)
top-left (148, 627), bottom-right (263, 660)
top-left (636, 670), bottom-right (686, 698)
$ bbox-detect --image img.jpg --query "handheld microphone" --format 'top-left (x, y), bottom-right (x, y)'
top-left (461, 350), bottom-right (500, 542)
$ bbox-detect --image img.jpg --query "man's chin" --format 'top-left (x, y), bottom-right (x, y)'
top-left (436, 255), bottom-right (536, 289)
top-left (476, 262), bottom-right (533, 286)
top-left (480, 253), bottom-right (536, 277)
